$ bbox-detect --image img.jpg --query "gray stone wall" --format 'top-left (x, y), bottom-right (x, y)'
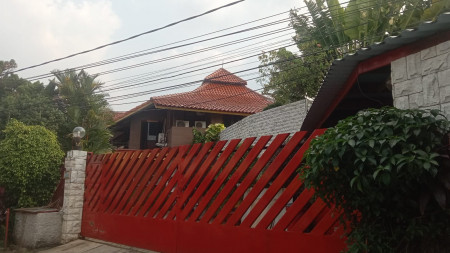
top-left (220, 99), bottom-right (310, 140)
top-left (14, 209), bottom-right (62, 248)
top-left (61, 150), bottom-right (87, 243)
top-left (392, 40), bottom-right (450, 118)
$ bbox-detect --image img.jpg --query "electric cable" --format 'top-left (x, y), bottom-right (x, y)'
top-left (26, 22), bottom-right (294, 81)
top-left (23, 0), bottom-right (385, 81)
top-left (1, 0), bottom-right (434, 111)
top-left (7, 0), bottom-right (246, 75)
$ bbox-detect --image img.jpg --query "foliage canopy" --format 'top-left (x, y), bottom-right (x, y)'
top-left (300, 108), bottom-right (450, 252)
top-left (259, 0), bottom-right (450, 106)
top-left (1, 62), bottom-right (113, 154)
top-left (50, 69), bottom-right (114, 153)
top-left (0, 61), bottom-right (64, 136)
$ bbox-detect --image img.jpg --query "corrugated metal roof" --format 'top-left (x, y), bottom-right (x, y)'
top-left (301, 12), bottom-right (450, 131)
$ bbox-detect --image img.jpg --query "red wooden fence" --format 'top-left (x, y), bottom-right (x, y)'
top-left (81, 130), bottom-right (346, 253)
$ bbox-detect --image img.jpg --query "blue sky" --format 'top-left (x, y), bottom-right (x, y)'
top-left (0, 0), bottom-right (303, 111)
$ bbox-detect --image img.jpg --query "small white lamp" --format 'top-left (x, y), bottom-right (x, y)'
top-left (72, 127), bottom-right (86, 150)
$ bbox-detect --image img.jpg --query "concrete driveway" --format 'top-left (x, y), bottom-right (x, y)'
top-left (37, 239), bottom-right (159, 253)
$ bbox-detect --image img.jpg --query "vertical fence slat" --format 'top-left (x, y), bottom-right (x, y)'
top-left (112, 149), bottom-right (159, 214)
top-left (212, 134), bottom-right (289, 225)
top-left (123, 148), bottom-right (172, 215)
top-left (94, 152), bottom-right (127, 212)
top-left (85, 161), bottom-right (102, 209)
top-left (99, 151), bottom-right (133, 213)
top-left (87, 153), bottom-right (116, 210)
top-left (187, 137), bottom-right (256, 222)
top-left (157, 143), bottom-right (214, 219)
top-left (144, 144), bottom-right (201, 218)
top-left (108, 149), bottom-right (152, 214)
top-left (179, 139), bottom-right (240, 221)
top-left (135, 146), bottom-right (189, 217)
top-left (201, 135), bottom-right (272, 224)
top-left (255, 177), bottom-right (304, 230)
top-left (309, 208), bottom-right (342, 236)
top-left (252, 129), bottom-right (326, 229)
top-left (129, 147), bottom-right (181, 216)
top-left (167, 141), bottom-right (226, 220)
top-left (101, 150), bottom-right (143, 213)
top-left (84, 154), bottom-right (114, 209)
top-left (290, 199), bottom-right (327, 233)
top-left (272, 187), bottom-right (315, 232)
top-left (229, 131), bottom-right (307, 227)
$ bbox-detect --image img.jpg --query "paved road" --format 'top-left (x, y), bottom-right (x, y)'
top-left (37, 239), bottom-right (158, 253)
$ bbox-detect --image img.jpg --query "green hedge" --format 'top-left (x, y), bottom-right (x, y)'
top-left (0, 119), bottom-right (64, 208)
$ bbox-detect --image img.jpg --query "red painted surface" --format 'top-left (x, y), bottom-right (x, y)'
top-left (4, 208), bottom-right (9, 248)
top-left (317, 30), bottom-right (450, 129)
top-left (81, 130), bottom-right (347, 253)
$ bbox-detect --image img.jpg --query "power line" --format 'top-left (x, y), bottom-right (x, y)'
top-left (7, 0), bottom-right (246, 75)
top-left (28, 0), bottom-right (382, 86)
top-left (0, 14), bottom-right (429, 115)
top-left (105, 61), bottom-right (262, 97)
top-left (23, 0), bottom-right (381, 81)
top-left (101, 4), bottom-right (398, 96)
top-left (106, 22), bottom-right (421, 106)
top-left (101, 36), bottom-right (294, 85)
top-left (24, 0), bottom-right (396, 100)
top-left (102, 39), bottom-right (295, 92)
top-left (3, 0), bottom-right (430, 111)
top-left (25, 19), bottom-right (293, 81)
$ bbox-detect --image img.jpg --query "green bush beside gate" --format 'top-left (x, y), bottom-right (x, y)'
top-left (0, 119), bottom-right (64, 208)
top-left (300, 107), bottom-right (450, 252)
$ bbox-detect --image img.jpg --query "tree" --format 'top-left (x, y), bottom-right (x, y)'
top-left (0, 120), bottom-right (65, 208)
top-left (259, 0), bottom-right (450, 106)
top-left (0, 60), bottom-right (64, 138)
top-left (0, 59), bottom-right (17, 76)
top-left (50, 69), bottom-right (113, 153)
top-left (258, 43), bottom-right (334, 104)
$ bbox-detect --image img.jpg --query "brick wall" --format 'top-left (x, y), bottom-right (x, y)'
top-left (220, 99), bottom-right (310, 140)
top-left (392, 40), bottom-right (450, 118)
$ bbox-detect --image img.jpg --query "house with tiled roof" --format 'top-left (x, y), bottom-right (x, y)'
top-left (111, 68), bottom-right (272, 149)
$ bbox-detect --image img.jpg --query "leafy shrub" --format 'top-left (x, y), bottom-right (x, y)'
top-left (193, 127), bottom-right (206, 144)
top-left (0, 186), bottom-right (5, 244)
top-left (0, 119), bottom-right (65, 208)
top-left (300, 107), bottom-right (450, 252)
top-left (193, 123), bottom-right (225, 143)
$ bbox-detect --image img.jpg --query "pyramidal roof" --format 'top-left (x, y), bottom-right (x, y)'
top-left (203, 68), bottom-right (247, 85)
top-left (114, 68), bottom-right (272, 122)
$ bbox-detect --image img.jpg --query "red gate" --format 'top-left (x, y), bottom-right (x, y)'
top-left (81, 130), bottom-right (347, 253)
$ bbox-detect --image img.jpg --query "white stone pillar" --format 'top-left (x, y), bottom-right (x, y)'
top-left (61, 150), bottom-right (87, 244)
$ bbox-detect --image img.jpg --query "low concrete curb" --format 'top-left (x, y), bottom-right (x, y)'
top-left (37, 239), bottom-right (159, 253)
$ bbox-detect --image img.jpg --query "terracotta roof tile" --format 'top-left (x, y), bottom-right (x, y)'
top-left (204, 68), bottom-right (247, 85)
top-left (113, 111), bottom-right (127, 121)
top-left (114, 68), bottom-right (272, 122)
top-left (151, 82), bottom-right (271, 114)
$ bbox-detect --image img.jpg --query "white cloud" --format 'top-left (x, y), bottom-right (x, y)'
top-left (0, 0), bottom-right (120, 76)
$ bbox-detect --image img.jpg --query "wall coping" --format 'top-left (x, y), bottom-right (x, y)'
top-left (15, 207), bottom-right (59, 214)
